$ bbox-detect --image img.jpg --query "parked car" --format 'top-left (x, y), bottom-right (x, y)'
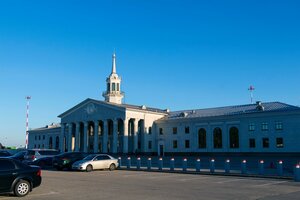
top-left (52, 152), bottom-right (89, 170)
top-left (26, 157), bottom-right (54, 169)
top-left (7, 151), bottom-right (27, 162)
top-left (72, 154), bottom-right (118, 172)
top-left (0, 151), bottom-right (12, 157)
top-left (0, 158), bottom-right (42, 197)
top-left (23, 149), bottom-right (59, 164)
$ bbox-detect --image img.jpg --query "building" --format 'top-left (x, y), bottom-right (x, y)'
top-left (28, 54), bottom-right (300, 155)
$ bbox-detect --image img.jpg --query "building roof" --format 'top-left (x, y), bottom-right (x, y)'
top-left (28, 123), bottom-right (61, 132)
top-left (93, 98), bottom-right (169, 114)
top-left (163, 102), bottom-right (300, 120)
top-left (58, 98), bottom-right (168, 118)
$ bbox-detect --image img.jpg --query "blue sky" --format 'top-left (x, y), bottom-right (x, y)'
top-left (0, 0), bottom-right (299, 147)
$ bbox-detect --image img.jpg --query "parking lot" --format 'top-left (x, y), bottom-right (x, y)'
top-left (1, 170), bottom-right (300, 200)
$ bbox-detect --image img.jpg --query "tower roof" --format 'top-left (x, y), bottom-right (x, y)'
top-left (112, 52), bottom-right (116, 74)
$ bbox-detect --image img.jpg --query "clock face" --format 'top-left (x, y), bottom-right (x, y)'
top-left (86, 103), bottom-right (96, 115)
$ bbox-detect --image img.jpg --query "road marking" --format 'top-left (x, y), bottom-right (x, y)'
top-left (216, 178), bottom-right (246, 184)
top-left (148, 174), bottom-right (183, 179)
top-left (30, 191), bottom-right (60, 197)
top-left (252, 181), bottom-right (288, 187)
top-left (122, 172), bottom-right (154, 177)
top-left (178, 176), bottom-right (211, 182)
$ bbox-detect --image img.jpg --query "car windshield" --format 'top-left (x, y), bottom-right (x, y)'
top-left (12, 151), bottom-right (26, 157)
top-left (83, 155), bottom-right (96, 161)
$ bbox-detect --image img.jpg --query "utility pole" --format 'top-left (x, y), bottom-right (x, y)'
top-left (248, 86), bottom-right (255, 104)
top-left (25, 96), bottom-right (31, 149)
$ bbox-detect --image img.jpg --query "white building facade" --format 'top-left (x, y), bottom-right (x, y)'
top-left (28, 54), bottom-right (300, 155)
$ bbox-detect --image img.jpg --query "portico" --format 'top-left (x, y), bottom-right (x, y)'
top-left (59, 101), bottom-right (167, 154)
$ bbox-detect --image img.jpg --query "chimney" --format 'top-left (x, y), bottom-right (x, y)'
top-left (256, 101), bottom-right (264, 111)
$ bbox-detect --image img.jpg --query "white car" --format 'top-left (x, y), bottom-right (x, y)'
top-left (72, 154), bottom-right (118, 172)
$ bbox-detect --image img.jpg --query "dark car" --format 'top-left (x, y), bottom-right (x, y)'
top-left (0, 151), bottom-right (12, 157)
top-left (29, 157), bottom-right (53, 169)
top-left (52, 152), bottom-right (89, 170)
top-left (0, 158), bottom-right (42, 197)
top-left (7, 151), bottom-right (27, 162)
top-left (23, 149), bottom-right (59, 164)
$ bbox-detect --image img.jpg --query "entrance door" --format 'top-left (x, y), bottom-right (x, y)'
top-left (159, 145), bottom-right (164, 156)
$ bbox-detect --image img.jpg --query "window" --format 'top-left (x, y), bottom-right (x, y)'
top-left (148, 127), bottom-right (152, 135)
top-left (249, 138), bottom-right (255, 148)
top-left (185, 126), bottom-right (190, 134)
top-left (43, 135), bottom-right (45, 140)
top-left (185, 140), bottom-right (190, 148)
top-left (42, 144), bottom-right (44, 148)
top-left (173, 127), bottom-right (177, 134)
top-left (262, 138), bottom-right (269, 148)
top-left (39, 135), bottom-right (41, 140)
top-left (112, 83), bottom-right (116, 91)
top-left (276, 138), bottom-right (284, 148)
top-left (107, 83), bottom-right (110, 91)
top-left (261, 123), bottom-right (268, 131)
top-left (117, 83), bottom-right (120, 91)
top-left (159, 128), bottom-right (163, 135)
top-left (275, 122), bottom-right (283, 130)
top-left (229, 127), bottom-right (239, 148)
top-left (248, 123), bottom-right (255, 131)
top-left (35, 136), bottom-right (37, 140)
top-left (173, 140), bottom-right (178, 149)
top-left (49, 137), bottom-right (53, 149)
top-left (148, 141), bottom-right (152, 149)
top-left (198, 128), bottom-right (206, 148)
top-left (34, 144), bottom-right (36, 148)
top-left (213, 128), bottom-right (222, 148)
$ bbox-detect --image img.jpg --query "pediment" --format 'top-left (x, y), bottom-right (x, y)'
top-left (58, 98), bottom-right (125, 120)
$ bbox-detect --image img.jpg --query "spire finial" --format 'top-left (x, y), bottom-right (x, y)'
top-left (112, 51), bottom-right (116, 74)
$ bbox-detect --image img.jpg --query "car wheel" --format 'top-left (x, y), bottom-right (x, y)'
top-left (56, 166), bottom-right (62, 171)
top-left (109, 163), bottom-right (116, 171)
top-left (14, 180), bottom-right (30, 197)
top-left (39, 161), bottom-right (46, 168)
top-left (86, 165), bottom-right (93, 172)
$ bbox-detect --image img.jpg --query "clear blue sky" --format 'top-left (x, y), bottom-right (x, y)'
top-left (0, 0), bottom-right (299, 147)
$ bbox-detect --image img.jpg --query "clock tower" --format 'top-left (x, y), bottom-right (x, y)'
top-left (102, 53), bottom-right (124, 104)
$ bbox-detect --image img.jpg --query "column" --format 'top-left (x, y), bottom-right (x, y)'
top-left (140, 121), bottom-right (145, 152)
top-left (112, 119), bottom-right (118, 153)
top-left (67, 123), bottom-right (73, 152)
top-left (123, 119), bottom-right (129, 153)
top-left (75, 122), bottom-right (80, 152)
top-left (59, 123), bottom-right (65, 152)
top-left (102, 120), bottom-right (108, 153)
top-left (94, 121), bottom-right (99, 153)
top-left (83, 122), bottom-right (88, 153)
top-left (133, 119), bottom-right (138, 153)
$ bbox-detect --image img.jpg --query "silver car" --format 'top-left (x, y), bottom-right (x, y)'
top-left (72, 154), bottom-right (118, 172)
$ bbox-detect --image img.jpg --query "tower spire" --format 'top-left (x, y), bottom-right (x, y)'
top-left (112, 52), bottom-right (116, 74)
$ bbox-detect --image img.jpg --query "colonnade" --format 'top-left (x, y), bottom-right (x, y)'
top-left (59, 118), bottom-right (145, 154)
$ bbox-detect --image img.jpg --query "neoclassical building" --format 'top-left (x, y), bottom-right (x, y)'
top-left (28, 54), bottom-right (300, 155)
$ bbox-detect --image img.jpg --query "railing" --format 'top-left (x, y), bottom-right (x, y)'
top-left (118, 157), bottom-right (300, 182)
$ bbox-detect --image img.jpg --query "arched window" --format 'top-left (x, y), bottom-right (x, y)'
top-left (198, 128), bottom-right (206, 148)
top-left (229, 127), bottom-right (239, 148)
top-left (55, 136), bottom-right (59, 150)
top-left (49, 137), bottom-right (53, 149)
top-left (213, 128), bottom-right (222, 148)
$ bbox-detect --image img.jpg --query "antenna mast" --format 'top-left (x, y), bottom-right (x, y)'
top-left (25, 96), bottom-right (31, 149)
top-left (248, 86), bottom-right (255, 104)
